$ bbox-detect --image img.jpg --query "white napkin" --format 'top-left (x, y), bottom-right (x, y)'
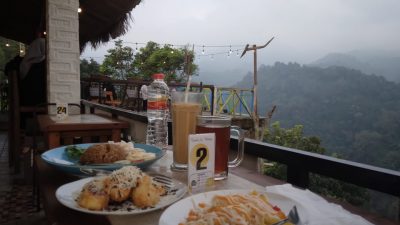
top-left (266, 184), bottom-right (374, 225)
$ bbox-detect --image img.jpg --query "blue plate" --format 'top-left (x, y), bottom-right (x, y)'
top-left (41, 143), bottom-right (165, 175)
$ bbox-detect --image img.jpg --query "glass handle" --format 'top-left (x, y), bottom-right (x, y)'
top-left (228, 126), bottom-right (244, 168)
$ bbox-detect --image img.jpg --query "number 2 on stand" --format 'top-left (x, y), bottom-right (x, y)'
top-left (196, 148), bottom-right (207, 170)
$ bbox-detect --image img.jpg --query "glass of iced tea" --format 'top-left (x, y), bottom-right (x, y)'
top-left (196, 115), bottom-right (244, 180)
top-left (171, 91), bottom-right (203, 170)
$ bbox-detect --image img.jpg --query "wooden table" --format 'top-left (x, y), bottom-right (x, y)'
top-left (37, 114), bottom-right (129, 149)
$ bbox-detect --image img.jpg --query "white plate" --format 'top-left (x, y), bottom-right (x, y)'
top-left (159, 189), bottom-right (309, 225)
top-left (56, 176), bottom-right (187, 215)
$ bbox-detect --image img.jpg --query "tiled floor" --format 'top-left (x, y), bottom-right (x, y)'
top-left (0, 132), bottom-right (47, 225)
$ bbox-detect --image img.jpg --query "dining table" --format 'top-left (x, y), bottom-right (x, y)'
top-left (37, 113), bottom-right (129, 149)
top-left (35, 147), bottom-right (385, 225)
top-left (35, 149), bottom-right (282, 225)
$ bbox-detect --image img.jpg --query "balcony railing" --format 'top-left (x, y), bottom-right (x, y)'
top-left (81, 100), bottom-right (400, 199)
top-left (80, 77), bottom-right (254, 117)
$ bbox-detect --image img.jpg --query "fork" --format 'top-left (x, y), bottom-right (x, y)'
top-left (151, 174), bottom-right (174, 188)
top-left (271, 205), bottom-right (301, 225)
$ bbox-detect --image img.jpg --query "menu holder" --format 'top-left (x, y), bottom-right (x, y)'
top-left (188, 133), bottom-right (215, 193)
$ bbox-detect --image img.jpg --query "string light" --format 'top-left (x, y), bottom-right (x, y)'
top-left (124, 41), bottom-right (243, 48)
top-left (78, 7), bottom-right (82, 13)
top-left (84, 40), bottom-right (250, 62)
top-left (5, 43), bottom-right (9, 47)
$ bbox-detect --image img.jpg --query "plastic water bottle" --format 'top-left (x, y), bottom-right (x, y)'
top-left (146, 73), bottom-right (169, 150)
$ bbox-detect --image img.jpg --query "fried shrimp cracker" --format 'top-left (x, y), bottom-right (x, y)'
top-left (131, 175), bottom-right (165, 208)
top-left (77, 177), bottom-right (110, 210)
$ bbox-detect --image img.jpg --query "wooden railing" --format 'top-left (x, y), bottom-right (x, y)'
top-left (230, 138), bottom-right (400, 198)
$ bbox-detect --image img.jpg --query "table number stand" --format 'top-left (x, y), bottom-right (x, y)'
top-left (188, 133), bottom-right (215, 193)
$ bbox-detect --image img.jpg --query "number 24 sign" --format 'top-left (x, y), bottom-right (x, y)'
top-left (56, 103), bottom-right (68, 120)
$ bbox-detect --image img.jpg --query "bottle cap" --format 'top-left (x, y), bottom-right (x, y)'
top-left (152, 73), bottom-right (165, 80)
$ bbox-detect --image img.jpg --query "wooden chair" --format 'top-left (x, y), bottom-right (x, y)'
top-left (30, 102), bottom-right (81, 211)
top-left (8, 69), bottom-right (47, 211)
top-left (8, 69), bottom-right (47, 174)
top-left (104, 91), bottom-right (121, 107)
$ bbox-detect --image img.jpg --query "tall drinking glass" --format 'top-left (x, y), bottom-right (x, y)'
top-left (171, 91), bottom-right (202, 170)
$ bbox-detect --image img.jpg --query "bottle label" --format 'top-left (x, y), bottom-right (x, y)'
top-left (147, 97), bottom-right (168, 110)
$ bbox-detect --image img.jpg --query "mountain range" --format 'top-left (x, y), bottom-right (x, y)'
top-left (309, 50), bottom-right (400, 82)
top-left (233, 62), bottom-right (400, 171)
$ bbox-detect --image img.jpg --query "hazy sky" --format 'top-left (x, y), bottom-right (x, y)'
top-left (82, 0), bottom-right (400, 82)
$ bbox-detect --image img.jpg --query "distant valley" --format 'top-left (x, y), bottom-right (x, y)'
top-left (233, 62), bottom-right (400, 171)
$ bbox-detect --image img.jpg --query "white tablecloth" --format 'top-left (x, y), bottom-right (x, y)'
top-left (266, 184), bottom-right (374, 225)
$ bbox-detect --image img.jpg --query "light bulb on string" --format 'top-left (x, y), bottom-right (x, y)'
top-left (229, 45), bottom-right (232, 55)
top-left (5, 43), bottom-right (10, 47)
top-left (202, 45), bottom-right (205, 55)
top-left (135, 42), bottom-right (138, 51)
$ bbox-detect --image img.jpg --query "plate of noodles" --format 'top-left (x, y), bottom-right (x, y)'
top-left (159, 189), bottom-right (309, 225)
top-left (56, 166), bottom-right (187, 215)
top-left (41, 142), bottom-right (165, 175)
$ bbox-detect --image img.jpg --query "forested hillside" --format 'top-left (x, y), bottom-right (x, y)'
top-left (235, 62), bottom-right (400, 170)
top-left (310, 51), bottom-right (400, 83)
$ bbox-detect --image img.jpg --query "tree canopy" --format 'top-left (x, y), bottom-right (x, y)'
top-left (132, 41), bottom-right (197, 81)
top-left (89, 40), bottom-right (198, 81)
top-left (100, 40), bottom-right (135, 80)
top-left (80, 58), bottom-right (100, 78)
top-left (0, 37), bottom-right (21, 80)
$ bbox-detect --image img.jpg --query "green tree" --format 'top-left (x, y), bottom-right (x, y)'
top-left (100, 40), bottom-right (134, 80)
top-left (80, 58), bottom-right (100, 78)
top-left (132, 42), bottom-right (198, 81)
top-left (262, 121), bottom-right (369, 206)
top-left (0, 37), bottom-right (20, 79)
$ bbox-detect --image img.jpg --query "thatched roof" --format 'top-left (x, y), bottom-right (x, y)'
top-left (0, 0), bottom-right (141, 51)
